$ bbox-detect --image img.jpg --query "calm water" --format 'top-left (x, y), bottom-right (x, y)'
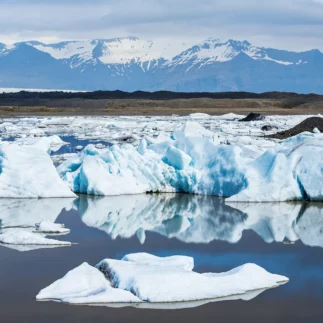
top-left (0, 194), bottom-right (323, 322)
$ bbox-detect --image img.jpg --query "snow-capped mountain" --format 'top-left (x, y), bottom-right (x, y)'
top-left (0, 37), bottom-right (322, 93)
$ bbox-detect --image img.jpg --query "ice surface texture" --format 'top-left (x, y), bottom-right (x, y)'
top-left (2, 117), bottom-right (323, 201)
top-left (37, 253), bottom-right (288, 306)
top-left (0, 138), bottom-right (75, 198)
top-left (59, 121), bottom-right (323, 201)
top-left (0, 228), bottom-right (71, 246)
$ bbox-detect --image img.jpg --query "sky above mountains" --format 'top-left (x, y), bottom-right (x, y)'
top-left (0, 0), bottom-right (322, 51)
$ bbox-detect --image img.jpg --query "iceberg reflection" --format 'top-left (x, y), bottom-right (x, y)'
top-left (1, 194), bottom-right (322, 249)
top-left (0, 198), bottom-right (74, 251)
top-left (77, 194), bottom-right (323, 248)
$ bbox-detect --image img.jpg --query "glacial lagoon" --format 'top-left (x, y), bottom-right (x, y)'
top-left (1, 194), bottom-right (323, 322)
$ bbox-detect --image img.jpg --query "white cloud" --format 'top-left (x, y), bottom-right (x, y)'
top-left (0, 0), bottom-right (322, 51)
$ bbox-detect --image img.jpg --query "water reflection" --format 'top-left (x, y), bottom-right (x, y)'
top-left (0, 198), bottom-right (74, 228)
top-left (0, 194), bottom-right (323, 250)
top-left (76, 194), bottom-right (323, 248)
top-left (59, 288), bottom-right (269, 310)
top-left (0, 199), bottom-right (74, 251)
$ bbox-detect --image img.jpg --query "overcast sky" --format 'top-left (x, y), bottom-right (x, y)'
top-left (0, 0), bottom-right (322, 51)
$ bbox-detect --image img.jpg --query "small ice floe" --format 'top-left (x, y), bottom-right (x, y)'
top-left (76, 145), bottom-right (83, 150)
top-left (37, 253), bottom-right (288, 308)
top-left (0, 229), bottom-right (71, 247)
top-left (95, 143), bottom-right (106, 149)
top-left (189, 113), bottom-right (210, 119)
top-left (51, 153), bottom-right (78, 164)
top-left (35, 221), bottom-right (70, 235)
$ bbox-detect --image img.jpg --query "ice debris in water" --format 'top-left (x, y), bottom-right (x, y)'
top-left (0, 228), bottom-right (71, 246)
top-left (37, 253), bottom-right (288, 307)
top-left (35, 221), bottom-right (70, 234)
top-left (2, 115), bottom-right (323, 201)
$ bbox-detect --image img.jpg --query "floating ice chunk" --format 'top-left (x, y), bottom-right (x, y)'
top-left (59, 128), bottom-right (246, 197)
top-left (217, 113), bottom-right (245, 121)
top-left (122, 253), bottom-right (194, 271)
top-left (57, 120), bottom-right (323, 201)
top-left (95, 143), bottom-right (106, 149)
top-left (19, 135), bottom-right (67, 153)
top-left (96, 257), bottom-right (288, 303)
top-left (36, 263), bottom-right (141, 304)
top-left (35, 221), bottom-right (70, 234)
top-left (189, 113), bottom-right (210, 119)
top-left (38, 254), bottom-right (288, 307)
top-left (29, 128), bottom-right (45, 136)
top-left (0, 142), bottom-right (75, 198)
top-left (164, 146), bottom-right (192, 170)
top-left (0, 229), bottom-right (71, 246)
top-left (172, 121), bottom-right (214, 140)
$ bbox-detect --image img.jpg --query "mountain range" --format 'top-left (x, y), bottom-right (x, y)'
top-left (0, 37), bottom-right (323, 93)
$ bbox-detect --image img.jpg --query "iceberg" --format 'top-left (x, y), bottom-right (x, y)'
top-left (37, 253), bottom-right (288, 307)
top-left (58, 120), bottom-right (323, 201)
top-left (0, 141), bottom-right (75, 198)
top-left (58, 122), bottom-right (246, 197)
top-left (2, 117), bottom-right (323, 201)
top-left (35, 221), bottom-right (70, 234)
top-left (228, 132), bottom-right (323, 202)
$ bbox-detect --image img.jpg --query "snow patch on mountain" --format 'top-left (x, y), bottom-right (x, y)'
top-left (1, 37), bottom-right (313, 68)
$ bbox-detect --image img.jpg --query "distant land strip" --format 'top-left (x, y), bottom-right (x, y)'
top-left (0, 90), bottom-right (322, 116)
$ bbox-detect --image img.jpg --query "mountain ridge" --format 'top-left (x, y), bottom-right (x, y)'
top-left (0, 37), bottom-right (322, 93)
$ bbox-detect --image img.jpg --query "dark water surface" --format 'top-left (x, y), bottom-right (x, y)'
top-left (0, 195), bottom-right (323, 322)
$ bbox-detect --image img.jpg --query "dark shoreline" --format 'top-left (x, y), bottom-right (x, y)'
top-left (0, 90), bottom-right (322, 117)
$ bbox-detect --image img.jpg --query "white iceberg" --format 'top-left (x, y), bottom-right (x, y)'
top-left (2, 116), bottom-right (323, 201)
top-left (229, 132), bottom-right (323, 202)
top-left (0, 141), bottom-right (75, 198)
top-left (37, 253), bottom-right (288, 307)
top-left (58, 119), bottom-right (323, 201)
top-left (35, 221), bottom-right (70, 234)
top-left (97, 258), bottom-right (287, 303)
top-left (58, 122), bottom-right (246, 197)
top-left (36, 263), bottom-right (140, 304)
